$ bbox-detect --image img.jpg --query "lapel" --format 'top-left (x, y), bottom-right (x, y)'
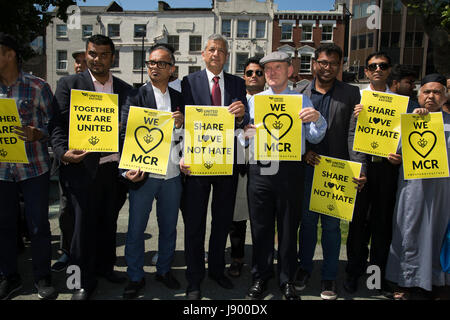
top-left (198, 70), bottom-right (212, 105)
top-left (327, 80), bottom-right (341, 129)
top-left (143, 83), bottom-right (158, 110)
top-left (80, 70), bottom-right (95, 92)
top-left (223, 72), bottom-right (232, 106)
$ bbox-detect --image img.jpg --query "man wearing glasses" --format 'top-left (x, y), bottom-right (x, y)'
top-left (343, 52), bottom-right (399, 296)
top-left (294, 44), bottom-right (366, 300)
top-left (50, 34), bottom-right (132, 300)
top-left (120, 44), bottom-right (184, 299)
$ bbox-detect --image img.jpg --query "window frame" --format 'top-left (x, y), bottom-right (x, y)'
top-left (237, 20), bottom-right (250, 38)
top-left (108, 24), bottom-right (121, 38)
top-left (222, 19), bottom-right (231, 38)
top-left (56, 50), bottom-right (68, 70)
top-left (189, 35), bottom-right (202, 52)
top-left (56, 24), bottom-right (68, 38)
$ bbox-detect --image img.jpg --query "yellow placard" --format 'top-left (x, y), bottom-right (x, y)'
top-left (401, 112), bottom-right (449, 180)
top-left (69, 89), bottom-right (119, 152)
top-left (309, 156), bottom-right (362, 221)
top-left (353, 90), bottom-right (409, 157)
top-left (0, 98), bottom-right (29, 164)
top-left (184, 106), bottom-right (235, 175)
top-left (254, 95), bottom-right (302, 161)
top-left (119, 107), bottom-right (174, 175)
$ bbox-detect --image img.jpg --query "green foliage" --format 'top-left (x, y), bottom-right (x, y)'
top-left (0, 0), bottom-right (84, 60)
top-left (401, 0), bottom-right (450, 34)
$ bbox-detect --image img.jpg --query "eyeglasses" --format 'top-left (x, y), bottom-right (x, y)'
top-left (87, 51), bottom-right (112, 59)
top-left (316, 60), bottom-right (340, 68)
top-left (366, 63), bottom-right (390, 71)
top-left (145, 60), bottom-right (173, 69)
top-left (245, 70), bottom-right (264, 77)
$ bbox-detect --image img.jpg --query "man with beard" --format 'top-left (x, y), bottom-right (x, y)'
top-left (50, 34), bottom-right (132, 300)
top-left (294, 44), bottom-right (367, 300)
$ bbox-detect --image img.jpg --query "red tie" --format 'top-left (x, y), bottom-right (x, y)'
top-left (211, 76), bottom-right (221, 106)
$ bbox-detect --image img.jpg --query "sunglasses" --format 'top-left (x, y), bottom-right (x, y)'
top-left (366, 63), bottom-right (390, 71)
top-left (245, 70), bottom-right (264, 77)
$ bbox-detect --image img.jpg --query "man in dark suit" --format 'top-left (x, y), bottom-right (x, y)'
top-left (179, 33), bottom-right (249, 300)
top-left (50, 34), bottom-right (132, 300)
top-left (294, 44), bottom-right (367, 300)
top-left (119, 44), bottom-right (184, 299)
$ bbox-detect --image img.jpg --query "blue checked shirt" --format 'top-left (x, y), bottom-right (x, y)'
top-left (0, 72), bottom-right (53, 182)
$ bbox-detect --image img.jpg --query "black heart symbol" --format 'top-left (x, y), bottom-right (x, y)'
top-left (372, 117), bottom-right (381, 124)
top-left (203, 135), bottom-right (210, 142)
top-left (262, 113), bottom-right (293, 141)
top-left (327, 182), bottom-right (335, 188)
top-left (134, 126), bottom-right (164, 154)
top-left (408, 130), bottom-right (437, 159)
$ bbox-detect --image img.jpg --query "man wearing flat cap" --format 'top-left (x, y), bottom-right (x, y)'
top-left (72, 49), bottom-right (87, 74)
top-left (245, 51), bottom-right (327, 300)
top-left (0, 33), bottom-right (57, 300)
top-left (385, 73), bottom-right (450, 299)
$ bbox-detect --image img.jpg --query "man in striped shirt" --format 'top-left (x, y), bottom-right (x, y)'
top-left (0, 33), bottom-right (56, 300)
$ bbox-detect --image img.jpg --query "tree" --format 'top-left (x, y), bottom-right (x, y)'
top-left (401, 0), bottom-right (450, 76)
top-left (0, 0), bottom-right (85, 60)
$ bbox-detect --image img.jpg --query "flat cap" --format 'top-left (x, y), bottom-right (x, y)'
top-left (72, 49), bottom-right (86, 59)
top-left (0, 33), bottom-right (21, 57)
top-left (420, 73), bottom-right (446, 87)
top-left (260, 51), bottom-right (291, 66)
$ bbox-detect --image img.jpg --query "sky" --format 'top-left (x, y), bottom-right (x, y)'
top-left (60, 0), bottom-right (336, 11)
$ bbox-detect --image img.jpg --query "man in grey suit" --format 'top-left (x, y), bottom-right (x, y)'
top-left (294, 44), bottom-right (367, 300)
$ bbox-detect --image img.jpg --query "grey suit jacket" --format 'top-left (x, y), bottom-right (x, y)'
top-left (296, 79), bottom-right (367, 174)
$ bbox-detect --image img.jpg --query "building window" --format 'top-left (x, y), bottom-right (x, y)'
top-left (300, 55), bottom-right (312, 73)
top-left (358, 34), bottom-right (366, 49)
top-left (222, 19), bottom-right (231, 38)
top-left (368, 33), bottom-right (374, 48)
top-left (237, 20), bottom-right (249, 38)
top-left (301, 25), bottom-right (313, 41)
top-left (112, 50), bottom-right (119, 68)
top-left (381, 32), bottom-right (390, 47)
top-left (281, 23), bottom-right (293, 41)
top-left (405, 32), bottom-right (414, 47)
top-left (353, 4), bottom-right (360, 19)
top-left (391, 32), bottom-right (400, 47)
top-left (56, 50), bottom-right (67, 70)
top-left (351, 35), bottom-right (357, 50)
top-left (56, 25), bottom-right (67, 38)
top-left (108, 24), bottom-right (120, 38)
top-left (322, 25), bottom-right (333, 41)
top-left (82, 25), bottom-right (93, 38)
top-left (223, 61), bottom-right (230, 73)
top-left (414, 32), bottom-right (423, 47)
top-left (189, 66), bottom-right (201, 74)
top-left (133, 50), bottom-right (145, 70)
top-left (189, 36), bottom-right (202, 52)
top-left (236, 53), bottom-right (248, 73)
top-left (256, 21), bottom-right (266, 38)
top-left (134, 24), bottom-right (146, 38)
top-left (168, 35), bottom-right (179, 52)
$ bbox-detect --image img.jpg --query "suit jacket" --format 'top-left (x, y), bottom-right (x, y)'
top-left (296, 79), bottom-right (367, 174)
top-left (50, 70), bottom-right (132, 177)
top-left (181, 69), bottom-right (249, 129)
top-left (119, 82), bottom-right (184, 189)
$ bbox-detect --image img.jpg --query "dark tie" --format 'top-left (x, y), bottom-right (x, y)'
top-left (211, 76), bottom-right (221, 106)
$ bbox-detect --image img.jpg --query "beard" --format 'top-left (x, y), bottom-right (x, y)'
top-left (246, 84), bottom-right (265, 92)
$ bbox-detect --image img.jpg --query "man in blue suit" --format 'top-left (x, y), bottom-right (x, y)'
top-left (119, 44), bottom-right (184, 299)
top-left (180, 34), bottom-right (249, 300)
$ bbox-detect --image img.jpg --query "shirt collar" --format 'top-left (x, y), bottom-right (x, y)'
top-left (311, 78), bottom-right (336, 95)
top-left (268, 85), bottom-right (291, 95)
top-left (365, 83), bottom-right (393, 94)
top-left (205, 68), bottom-right (224, 83)
top-left (88, 69), bottom-right (113, 86)
top-left (151, 83), bottom-right (169, 96)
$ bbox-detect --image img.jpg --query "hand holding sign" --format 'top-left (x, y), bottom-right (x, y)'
top-left (179, 157), bottom-right (191, 175)
top-left (299, 107), bottom-right (320, 123)
top-left (125, 168), bottom-right (146, 182)
top-left (13, 125), bottom-right (44, 142)
top-left (172, 110), bottom-right (184, 129)
top-left (353, 104), bottom-right (363, 118)
top-left (61, 149), bottom-right (90, 164)
top-left (228, 100), bottom-right (245, 118)
top-left (304, 150), bottom-right (321, 166)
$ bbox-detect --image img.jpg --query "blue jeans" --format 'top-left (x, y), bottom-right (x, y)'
top-left (0, 172), bottom-right (51, 282)
top-left (298, 165), bottom-right (341, 280)
top-left (125, 175), bottom-right (182, 281)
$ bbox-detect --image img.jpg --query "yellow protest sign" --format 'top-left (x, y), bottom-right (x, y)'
top-left (309, 156), bottom-right (362, 221)
top-left (0, 98), bottom-right (29, 164)
top-left (353, 90), bottom-right (409, 157)
top-left (69, 89), bottom-right (119, 152)
top-left (119, 106), bottom-right (174, 175)
top-left (401, 112), bottom-right (449, 179)
top-left (254, 95), bottom-right (302, 161)
top-left (184, 106), bottom-right (235, 175)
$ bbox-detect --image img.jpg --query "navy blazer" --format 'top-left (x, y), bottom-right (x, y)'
top-left (50, 70), bottom-right (132, 176)
top-left (181, 69), bottom-right (249, 129)
top-left (296, 79), bottom-right (367, 174)
top-left (118, 82), bottom-right (184, 189)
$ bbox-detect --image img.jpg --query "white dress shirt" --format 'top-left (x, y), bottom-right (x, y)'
top-left (205, 68), bottom-right (225, 106)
